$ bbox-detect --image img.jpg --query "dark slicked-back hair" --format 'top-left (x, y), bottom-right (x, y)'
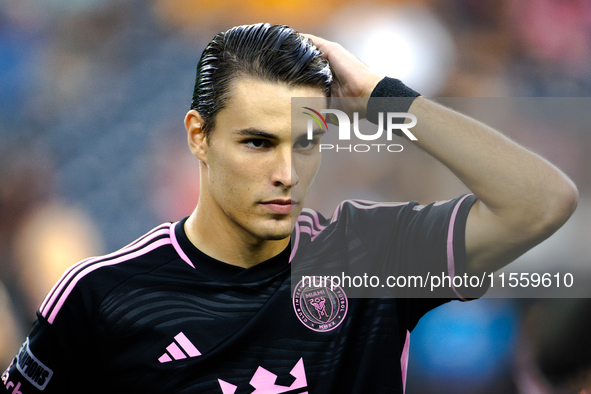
top-left (190, 23), bottom-right (332, 137)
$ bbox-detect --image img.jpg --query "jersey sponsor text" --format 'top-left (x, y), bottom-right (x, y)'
top-left (14, 339), bottom-right (53, 391)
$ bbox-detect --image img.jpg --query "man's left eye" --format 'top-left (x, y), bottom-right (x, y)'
top-left (246, 139), bottom-right (269, 148)
top-left (294, 139), bottom-right (315, 150)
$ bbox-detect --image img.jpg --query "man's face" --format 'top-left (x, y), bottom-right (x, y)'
top-left (196, 78), bottom-right (326, 243)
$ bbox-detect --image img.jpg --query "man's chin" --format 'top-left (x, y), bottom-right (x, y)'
top-left (256, 222), bottom-right (293, 241)
top-left (259, 228), bottom-right (292, 241)
top-left (262, 234), bottom-right (291, 241)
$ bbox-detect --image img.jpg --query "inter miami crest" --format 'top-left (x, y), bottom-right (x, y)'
top-left (292, 277), bottom-right (348, 332)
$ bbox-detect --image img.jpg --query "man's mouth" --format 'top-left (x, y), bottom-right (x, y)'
top-left (260, 199), bottom-right (297, 215)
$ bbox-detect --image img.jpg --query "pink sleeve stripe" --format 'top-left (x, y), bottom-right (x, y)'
top-left (401, 330), bottom-right (410, 393)
top-left (447, 194), bottom-right (471, 301)
top-left (170, 221), bottom-right (195, 268)
top-left (47, 237), bottom-right (172, 324)
top-left (39, 256), bottom-right (94, 313)
top-left (40, 226), bottom-right (172, 318)
top-left (118, 222), bottom-right (171, 250)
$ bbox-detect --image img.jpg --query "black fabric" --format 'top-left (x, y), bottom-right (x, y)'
top-left (367, 77), bottom-right (420, 135)
top-left (1, 195), bottom-right (478, 394)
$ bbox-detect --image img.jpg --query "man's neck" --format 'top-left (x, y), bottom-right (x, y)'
top-left (183, 207), bottom-right (290, 269)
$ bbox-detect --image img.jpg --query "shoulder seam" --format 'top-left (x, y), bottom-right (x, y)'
top-left (331, 199), bottom-right (410, 223)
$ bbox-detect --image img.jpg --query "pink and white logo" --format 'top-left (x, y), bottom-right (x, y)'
top-left (158, 332), bottom-right (201, 363)
top-left (218, 358), bottom-right (308, 394)
top-left (293, 277), bottom-right (348, 332)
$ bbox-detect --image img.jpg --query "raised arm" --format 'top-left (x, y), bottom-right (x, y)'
top-left (303, 34), bottom-right (579, 275)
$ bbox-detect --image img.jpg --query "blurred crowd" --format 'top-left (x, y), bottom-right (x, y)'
top-left (1, 0), bottom-right (590, 392)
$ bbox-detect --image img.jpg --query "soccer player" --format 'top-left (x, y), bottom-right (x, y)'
top-left (1, 23), bottom-right (578, 393)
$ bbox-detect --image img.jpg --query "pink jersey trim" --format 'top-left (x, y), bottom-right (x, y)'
top-left (298, 226), bottom-right (313, 236)
top-left (447, 194), bottom-right (472, 301)
top-left (40, 227), bottom-right (171, 317)
top-left (331, 200), bottom-right (409, 223)
top-left (119, 222), bottom-right (171, 250)
top-left (170, 221), bottom-right (195, 268)
top-left (39, 256), bottom-right (94, 314)
top-left (296, 215), bottom-right (324, 235)
top-left (47, 238), bottom-right (172, 324)
top-left (289, 222), bottom-right (300, 264)
top-left (301, 208), bottom-right (327, 232)
top-left (401, 330), bottom-right (410, 393)
top-left (293, 200), bottom-right (412, 260)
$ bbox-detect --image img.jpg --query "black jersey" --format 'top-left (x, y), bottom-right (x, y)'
top-left (1, 195), bottom-right (478, 394)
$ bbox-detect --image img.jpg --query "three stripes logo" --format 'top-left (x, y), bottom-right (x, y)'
top-left (158, 332), bottom-right (201, 363)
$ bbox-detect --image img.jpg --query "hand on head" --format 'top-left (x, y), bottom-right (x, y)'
top-left (301, 34), bottom-right (383, 117)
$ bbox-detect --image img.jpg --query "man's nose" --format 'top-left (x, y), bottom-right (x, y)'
top-left (271, 148), bottom-right (298, 188)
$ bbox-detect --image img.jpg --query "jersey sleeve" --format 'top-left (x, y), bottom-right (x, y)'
top-left (349, 195), bottom-right (480, 293)
top-left (1, 281), bottom-right (101, 393)
top-left (329, 195), bottom-right (486, 325)
top-left (343, 195), bottom-right (488, 330)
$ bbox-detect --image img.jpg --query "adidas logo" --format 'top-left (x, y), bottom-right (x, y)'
top-left (217, 357), bottom-right (308, 394)
top-left (158, 332), bottom-right (201, 363)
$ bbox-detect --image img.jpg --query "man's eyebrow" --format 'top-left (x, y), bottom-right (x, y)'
top-left (294, 128), bottom-right (326, 140)
top-left (235, 128), bottom-right (278, 140)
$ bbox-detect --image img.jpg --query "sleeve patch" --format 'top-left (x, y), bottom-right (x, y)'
top-left (15, 338), bottom-right (53, 390)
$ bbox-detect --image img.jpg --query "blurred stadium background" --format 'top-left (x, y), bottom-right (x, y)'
top-left (1, 0), bottom-right (590, 392)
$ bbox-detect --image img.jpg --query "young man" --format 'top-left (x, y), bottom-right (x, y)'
top-left (1, 23), bottom-right (578, 393)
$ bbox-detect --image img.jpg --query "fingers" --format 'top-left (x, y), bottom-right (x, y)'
top-left (301, 33), bottom-right (357, 71)
top-left (301, 34), bottom-right (354, 68)
top-left (300, 33), bottom-right (383, 99)
top-left (300, 33), bottom-right (325, 46)
top-left (301, 33), bottom-right (372, 74)
top-left (301, 33), bottom-right (334, 60)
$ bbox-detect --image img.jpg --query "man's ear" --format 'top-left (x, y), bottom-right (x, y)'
top-left (185, 110), bottom-right (208, 163)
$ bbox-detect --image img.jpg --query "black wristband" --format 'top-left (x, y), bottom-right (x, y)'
top-left (366, 77), bottom-right (420, 127)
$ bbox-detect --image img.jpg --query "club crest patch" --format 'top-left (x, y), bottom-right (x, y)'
top-left (292, 276), bottom-right (348, 332)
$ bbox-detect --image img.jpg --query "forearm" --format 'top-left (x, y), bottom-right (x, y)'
top-left (304, 32), bottom-right (579, 272)
top-left (409, 97), bottom-right (576, 219)
top-left (407, 96), bottom-right (578, 269)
